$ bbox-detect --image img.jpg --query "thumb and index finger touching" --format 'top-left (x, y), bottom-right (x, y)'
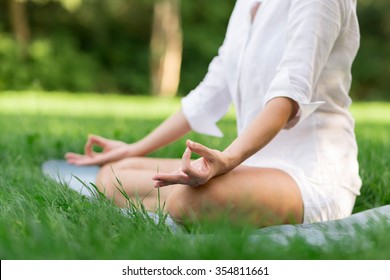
top-left (65, 134), bottom-right (109, 165)
top-left (84, 134), bottom-right (109, 156)
top-left (180, 139), bottom-right (214, 175)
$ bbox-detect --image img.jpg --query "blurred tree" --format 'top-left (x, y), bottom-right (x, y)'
top-left (6, 0), bottom-right (82, 60)
top-left (353, 0), bottom-right (390, 100)
top-left (150, 0), bottom-right (182, 97)
top-left (8, 0), bottom-right (30, 59)
top-left (0, 0), bottom-right (234, 95)
top-left (1, 0), bottom-right (388, 100)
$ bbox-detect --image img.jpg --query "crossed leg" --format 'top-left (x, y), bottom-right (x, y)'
top-left (96, 157), bottom-right (181, 210)
top-left (167, 165), bottom-right (304, 227)
top-left (96, 158), bottom-right (304, 227)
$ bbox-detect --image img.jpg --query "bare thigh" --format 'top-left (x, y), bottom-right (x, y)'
top-left (96, 157), bottom-right (182, 210)
top-left (166, 165), bottom-right (304, 227)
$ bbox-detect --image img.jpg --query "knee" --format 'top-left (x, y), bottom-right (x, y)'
top-left (166, 185), bottom-right (215, 223)
top-left (166, 186), bottom-right (195, 222)
top-left (96, 164), bottom-right (117, 196)
top-left (113, 157), bottom-right (146, 170)
top-left (95, 158), bottom-right (132, 193)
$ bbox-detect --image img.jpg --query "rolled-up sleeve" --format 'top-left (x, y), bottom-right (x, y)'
top-left (181, 42), bottom-right (232, 137)
top-left (263, 0), bottom-right (345, 129)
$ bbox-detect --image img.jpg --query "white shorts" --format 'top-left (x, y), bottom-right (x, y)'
top-left (279, 165), bottom-right (357, 224)
top-left (246, 160), bottom-right (357, 224)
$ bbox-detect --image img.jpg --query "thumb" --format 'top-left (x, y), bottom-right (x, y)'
top-left (181, 147), bottom-right (192, 174)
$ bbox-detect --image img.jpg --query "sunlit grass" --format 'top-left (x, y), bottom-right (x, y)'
top-left (351, 102), bottom-right (390, 124)
top-left (0, 91), bottom-right (236, 119)
top-left (0, 91), bottom-right (389, 259)
top-left (2, 91), bottom-right (388, 122)
top-left (0, 91), bottom-right (181, 119)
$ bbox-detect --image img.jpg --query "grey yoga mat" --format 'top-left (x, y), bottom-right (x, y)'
top-left (42, 159), bottom-right (100, 197)
top-left (251, 205), bottom-right (390, 246)
top-left (42, 159), bottom-right (390, 243)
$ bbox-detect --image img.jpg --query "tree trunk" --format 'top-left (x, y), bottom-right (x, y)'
top-left (150, 0), bottom-right (183, 97)
top-left (8, 0), bottom-right (31, 60)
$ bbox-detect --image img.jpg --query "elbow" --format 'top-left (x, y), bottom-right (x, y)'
top-left (265, 97), bottom-right (299, 130)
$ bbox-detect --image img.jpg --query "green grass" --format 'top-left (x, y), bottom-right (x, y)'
top-left (1, 91), bottom-right (390, 260)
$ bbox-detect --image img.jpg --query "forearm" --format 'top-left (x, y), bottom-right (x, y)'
top-left (134, 109), bottom-right (192, 156)
top-left (222, 97), bottom-right (298, 171)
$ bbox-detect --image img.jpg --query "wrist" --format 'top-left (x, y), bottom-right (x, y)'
top-left (220, 149), bottom-right (241, 174)
top-left (126, 141), bottom-right (148, 157)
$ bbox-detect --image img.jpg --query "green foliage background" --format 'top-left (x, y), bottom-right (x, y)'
top-left (0, 0), bottom-right (389, 100)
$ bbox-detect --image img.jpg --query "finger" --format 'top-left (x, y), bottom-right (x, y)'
top-left (81, 152), bottom-right (114, 166)
top-left (67, 153), bottom-right (108, 166)
top-left (65, 152), bottom-right (81, 159)
top-left (65, 153), bottom-right (85, 163)
top-left (84, 135), bottom-right (95, 157)
top-left (153, 172), bottom-right (189, 185)
top-left (181, 147), bottom-right (192, 174)
top-left (154, 180), bottom-right (175, 188)
top-left (84, 134), bottom-right (107, 156)
top-left (66, 155), bottom-right (91, 165)
top-left (89, 134), bottom-right (109, 146)
top-left (186, 140), bottom-right (214, 159)
top-left (152, 173), bottom-right (178, 182)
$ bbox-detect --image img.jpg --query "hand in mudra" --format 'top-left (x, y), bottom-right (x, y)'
top-left (153, 140), bottom-right (229, 188)
top-left (65, 134), bottom-right (138, 166)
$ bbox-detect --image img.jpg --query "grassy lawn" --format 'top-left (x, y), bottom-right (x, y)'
top-left (0, 91), bottom-right (389, 260)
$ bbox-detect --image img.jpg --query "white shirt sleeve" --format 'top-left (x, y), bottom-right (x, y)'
top-left (181, 42), bottom-right (232, 137)
top-left (263, 0), bottom-right (345, 129)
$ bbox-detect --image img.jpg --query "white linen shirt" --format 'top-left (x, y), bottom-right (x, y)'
top-left (181, 0), bottom-right (362, 194)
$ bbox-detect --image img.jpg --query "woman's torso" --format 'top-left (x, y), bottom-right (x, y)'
top-left (223, 0), bottom-right (362, 193)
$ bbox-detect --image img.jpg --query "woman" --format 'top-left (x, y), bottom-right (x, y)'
top-left (66, 0), bottom-right (362, 227)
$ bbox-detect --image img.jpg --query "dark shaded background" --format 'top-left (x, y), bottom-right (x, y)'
top-left (0, 0), bottom-right (388, 100)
